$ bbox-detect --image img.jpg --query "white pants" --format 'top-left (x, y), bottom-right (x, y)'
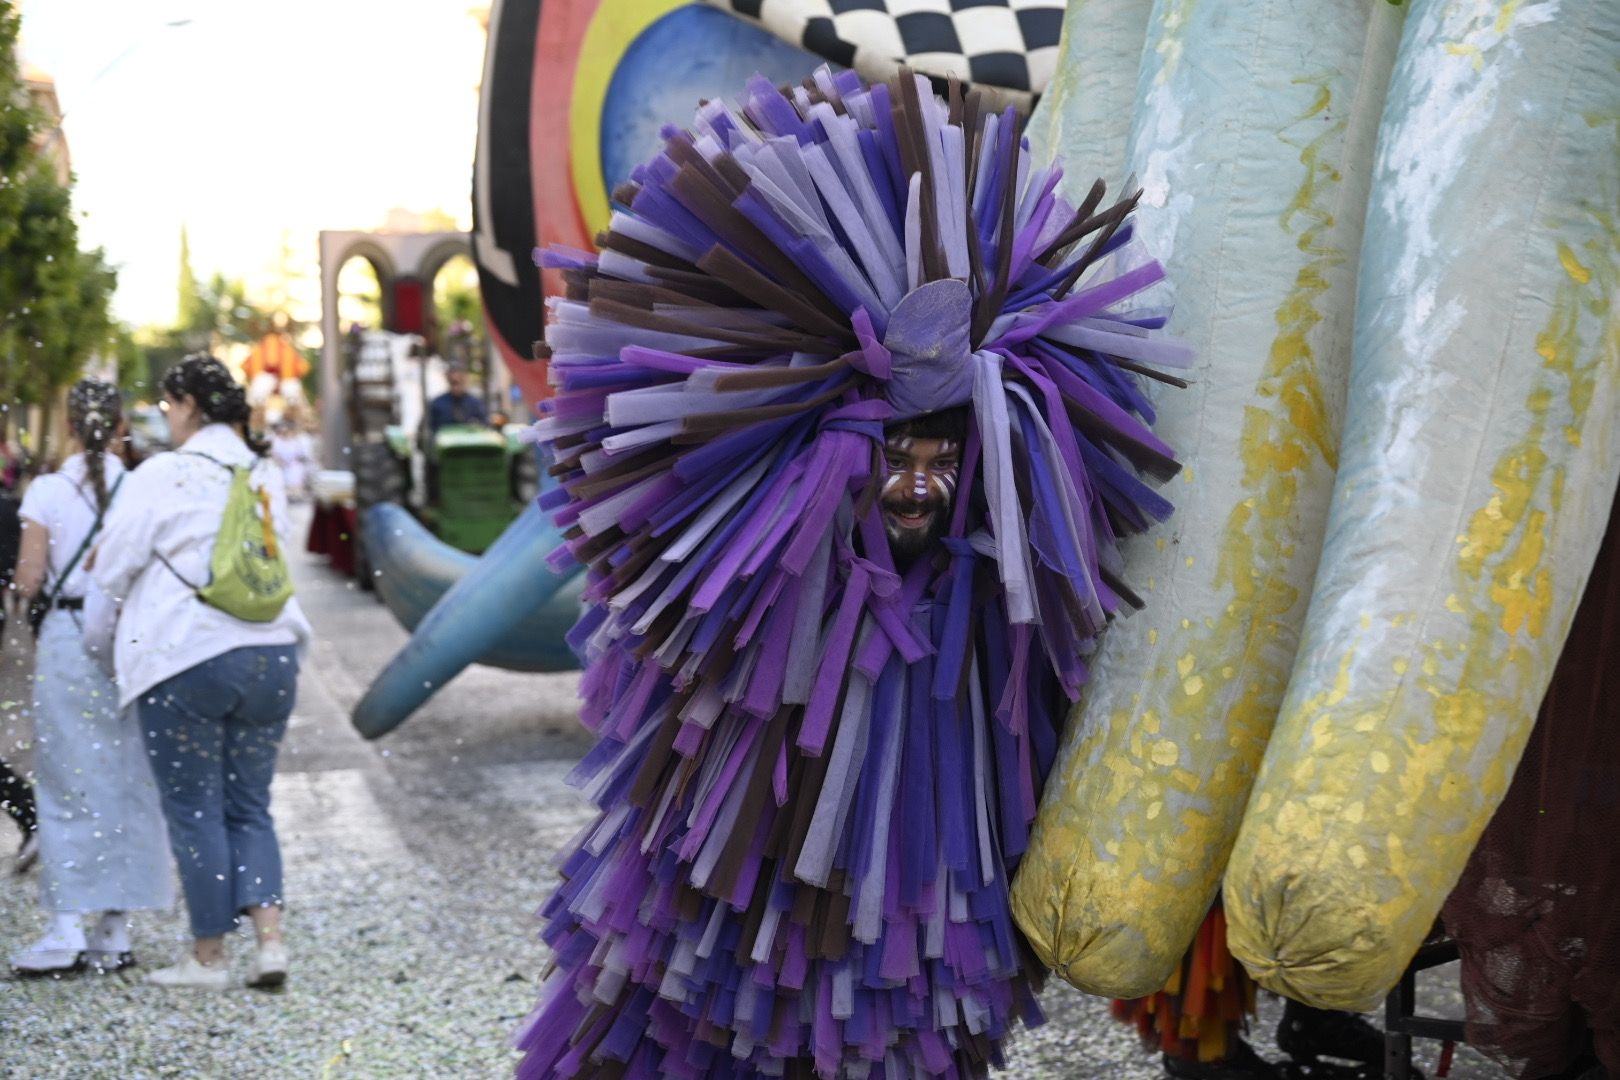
top-left (32, 613), bottom-right (172, 913)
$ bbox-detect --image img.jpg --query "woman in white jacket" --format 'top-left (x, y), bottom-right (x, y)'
top-left (92, 357), bottom-right (312, 991)
top-left (8, 380), bottom-right (172, 975)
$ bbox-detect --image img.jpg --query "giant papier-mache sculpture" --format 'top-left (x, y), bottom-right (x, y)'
top-left (517, 66), bottom-right (1190, 1077)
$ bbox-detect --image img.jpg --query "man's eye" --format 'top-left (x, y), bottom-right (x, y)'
top-left (932, 459), bottom-right (959, 472)
top-left (885, 456), bottom-right (908, 470)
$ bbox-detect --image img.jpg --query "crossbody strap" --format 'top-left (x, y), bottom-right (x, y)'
top-left (38, 472), bottom-right (125, 608)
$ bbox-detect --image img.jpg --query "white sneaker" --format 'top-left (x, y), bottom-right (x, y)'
top-left (246, 940), bottom-right (287, 990)
top-left (10, 914), bottom-right (87, 975)
top-left (86, 912), bottom-right (135, 973)
top-left (146, 955), bottom-right (229, 991)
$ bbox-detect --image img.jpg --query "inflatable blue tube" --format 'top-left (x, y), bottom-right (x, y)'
top-left (352, 501), bottom-right (583, 739)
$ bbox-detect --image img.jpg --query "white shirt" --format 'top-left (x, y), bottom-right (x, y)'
top-left (17, 453), bottom-right (126, 600)
top-left (90, 424), bottom-right (314, 708)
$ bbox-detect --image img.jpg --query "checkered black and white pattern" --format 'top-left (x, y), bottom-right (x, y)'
top-left (704, 0), bottom-right (1065, 106)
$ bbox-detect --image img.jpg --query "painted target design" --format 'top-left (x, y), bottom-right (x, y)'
top-left (472, 0), bottom-right (821, 404)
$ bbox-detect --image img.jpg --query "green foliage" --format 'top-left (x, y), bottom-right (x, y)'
top-left (176, 224), bottom-right (200, 329)
top-left (0, 3), bottom-right (119, 425)
top-left (299, 344), bottom-right (320, 404)
top-left (110, 323), bottom-right (148, 396)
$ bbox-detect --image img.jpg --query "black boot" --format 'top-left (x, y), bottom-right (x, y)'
top-left (1163, 1040), bottom-right (1287, 1080)
top-left (1276, 1000), bottom-right (1408, 1080)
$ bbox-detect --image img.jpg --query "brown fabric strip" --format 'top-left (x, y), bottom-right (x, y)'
top-left (973, 116), bottom-right (1022, 343)
top-left (790, 877), bottom-right (817, 927)
top-left (669, 165), bottom-right (847, 328)
top-left (628, 713), bottom-right (682, 809)
top-left (644, 264), bottom-right (756, 308)
top-left (675, 879), bottom-right (704, 924)
top-left (696, 246), bottom-right (852, 342)
top-left (1055, 206), bottom-right (1134, 299)
top-left (779, 747), bottom-right (832, 876)
top-left (568, 447), bottom-right (673, 501)
top-left (815, 888), bottom-right (851, 962)
top-left (1035, 178), bottom-right (1107, 265)
top-left (896, 71), bottom-right (947, 283)
top-left (675, 381), bottom-right (849, 438)
top-left (586, 277), bottom-right (717, 312)
top-left (1053, 380), bottom-right (1181, 481)
top-left (1100, 563), bottom-right (1146, 610)
top-left (609, 537), bottom-right (667, 593)
top-left (709, 356), bottom-right (851, 392)
top-left (631, 601), bottom-right (687, 662)
top-left (600, 229), bottom-right (703, 275)
top-left (706, 714), bottom-right (787, 901)
top-left (589, 296), bottom-right (813, 353)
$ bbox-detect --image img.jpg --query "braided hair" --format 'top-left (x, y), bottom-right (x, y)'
top-left (160, 354), bottom-right (269, 456)
top-left (67, 379), bottom-right (123, 512)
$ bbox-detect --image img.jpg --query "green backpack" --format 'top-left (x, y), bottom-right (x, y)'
top-left (158, 452), bottom-right (293, 622)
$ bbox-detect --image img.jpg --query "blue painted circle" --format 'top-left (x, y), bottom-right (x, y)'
top-left (600, 5), bottom-right (825, 195)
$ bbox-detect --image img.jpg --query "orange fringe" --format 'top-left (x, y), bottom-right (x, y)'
top-left (1111, 904), bottom-right (1257, 1063)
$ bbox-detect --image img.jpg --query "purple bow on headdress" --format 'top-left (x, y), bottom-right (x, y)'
top-left (852, 279), bottom-right (977, 419)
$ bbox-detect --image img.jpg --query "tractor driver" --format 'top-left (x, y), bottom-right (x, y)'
top-left (428, 363), bottom-right (489, 434)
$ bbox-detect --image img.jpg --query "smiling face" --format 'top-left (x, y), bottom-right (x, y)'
top-left (881, 431), bottom-right (962, 564)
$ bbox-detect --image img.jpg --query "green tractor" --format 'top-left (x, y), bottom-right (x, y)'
top-left (345, 329), bottom-right (536, 562)
top-left (407, 422), bottom-right (534, 554)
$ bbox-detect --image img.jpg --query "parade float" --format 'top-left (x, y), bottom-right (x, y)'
top-left (342, 0), bottom-right (1620, 1061)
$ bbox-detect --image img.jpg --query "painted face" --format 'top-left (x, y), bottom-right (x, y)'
top-left (881, 432), bottom-right (961, 563)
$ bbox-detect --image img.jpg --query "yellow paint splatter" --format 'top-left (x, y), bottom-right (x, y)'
top-left (1558, 242), bottom-right (1592, 284)
top-left (1444, 42), bottom-right (1486, 72)
top-left (1227, 98), bottom-right (1620, 1009)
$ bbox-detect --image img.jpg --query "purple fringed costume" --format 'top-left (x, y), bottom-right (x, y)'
top-left (516, 68), bottom-right (1191, 1080)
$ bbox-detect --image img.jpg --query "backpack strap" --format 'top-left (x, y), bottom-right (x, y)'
top-left (158, 451), bottom-right (266, 594)
top-left (180, 449), bottom-right (260, 476)
top-left (155, 548), bottom-right (202, 593)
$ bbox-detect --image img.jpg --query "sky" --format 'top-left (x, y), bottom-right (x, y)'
top-left (16, 0), bottom-right (487, 327)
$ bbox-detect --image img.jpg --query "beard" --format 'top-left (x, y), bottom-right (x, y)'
top-left (882, 495), bottom-right (948, 565)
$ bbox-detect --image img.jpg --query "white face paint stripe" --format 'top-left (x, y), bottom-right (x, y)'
top-left (882, 434), bottom-right (961, 510)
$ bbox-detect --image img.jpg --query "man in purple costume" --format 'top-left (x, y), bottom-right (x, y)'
top-left (515, 67), bottom-right (1189, 1080)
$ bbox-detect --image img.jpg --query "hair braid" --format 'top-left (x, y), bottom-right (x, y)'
top-left (67, 379), bottom-right (123, 511)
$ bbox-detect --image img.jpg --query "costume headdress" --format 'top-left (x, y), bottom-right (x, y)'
top-left (522, 66), bottom-right (1189, 1078)
top-left (539, 65), bottom-right (1187, 701)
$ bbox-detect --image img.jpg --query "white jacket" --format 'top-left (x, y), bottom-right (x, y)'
top-left (89, 424), bottom-right (313, 708)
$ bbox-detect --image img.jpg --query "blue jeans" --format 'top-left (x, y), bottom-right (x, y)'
top-left (139, 646), bottom-right (299, 938)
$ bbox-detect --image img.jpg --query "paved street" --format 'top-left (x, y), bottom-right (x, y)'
top-left (0, 510), bottom-right (1504, 1079)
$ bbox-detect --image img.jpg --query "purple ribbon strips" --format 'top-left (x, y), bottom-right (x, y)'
top-left (517, 66), bottom-right (1190, 1080)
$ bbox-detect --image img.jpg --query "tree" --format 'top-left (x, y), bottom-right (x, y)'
top-left (0, 4), bottom-right (118, 452)
top-left (176, 223), bottom-right (200, 330)
top-left (0, 163), bottom-right (118, 453)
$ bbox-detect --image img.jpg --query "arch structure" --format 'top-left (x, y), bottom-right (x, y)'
top-left (318, 229), bottom-right (472, 467)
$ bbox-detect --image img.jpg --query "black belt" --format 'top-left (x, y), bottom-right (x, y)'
top-left (53, 597), bottom-right (84, 611)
